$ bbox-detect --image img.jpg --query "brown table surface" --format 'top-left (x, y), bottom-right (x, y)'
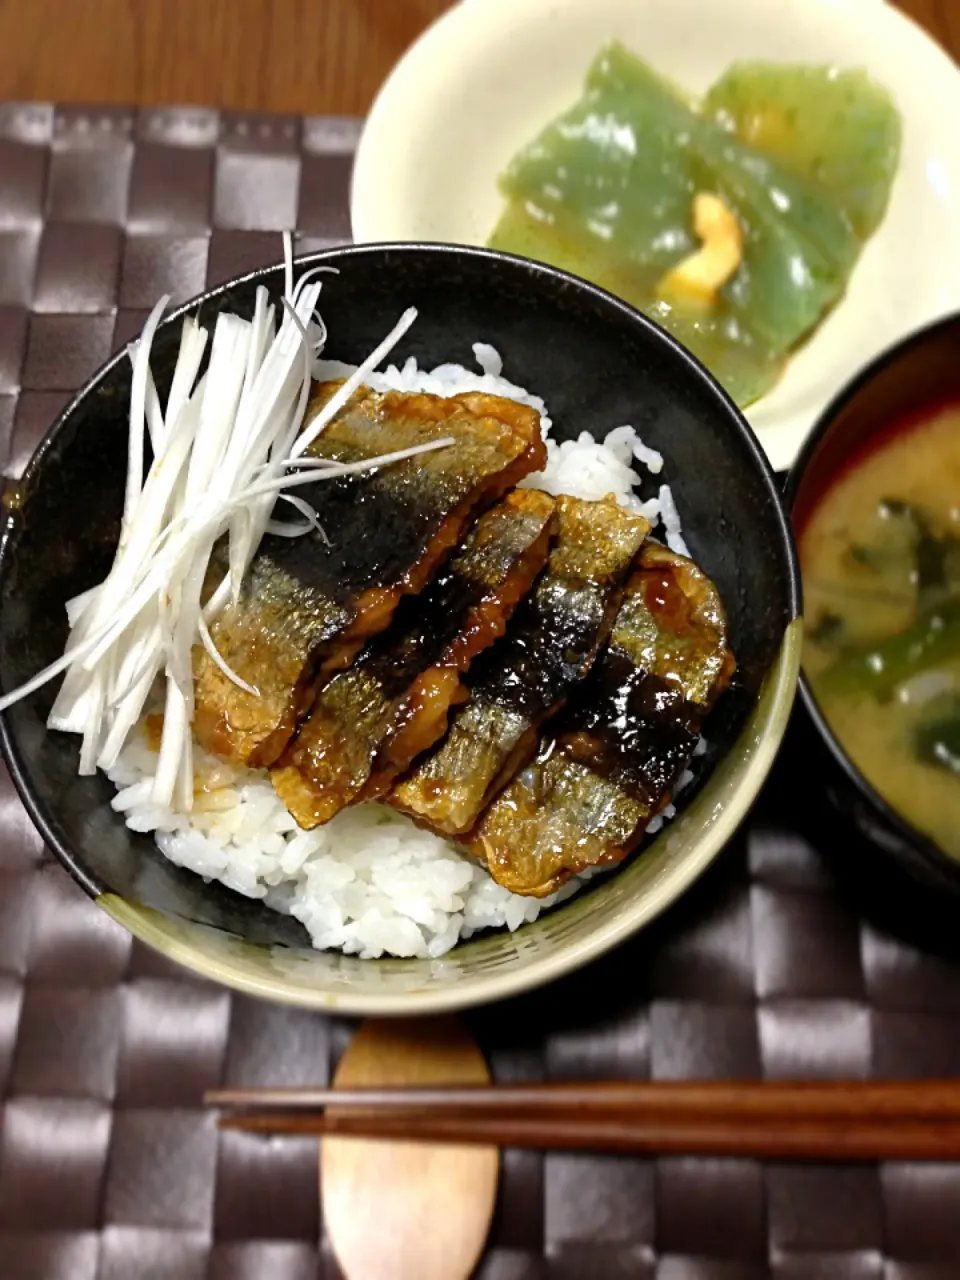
top-left (0, 0), bottom-right (956, 115)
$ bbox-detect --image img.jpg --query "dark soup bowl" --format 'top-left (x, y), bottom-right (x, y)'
top-left (787, 312), bottom-right (960, 902)
top-left (0, 243), bottom-right (800, 1014)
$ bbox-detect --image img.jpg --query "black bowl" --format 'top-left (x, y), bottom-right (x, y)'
top-left (0, 243), bottom-right (800, 1012)
top-left (786, 311), bottom-right (960, 901)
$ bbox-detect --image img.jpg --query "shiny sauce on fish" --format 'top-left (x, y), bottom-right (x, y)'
top-left (193, 383), bottom-right (546, 768)
top-left (389, 494), bottom-right (649, 833)
top-left (471, 544), bottom-right (735, 896)
top-left (271, 490), bottom-right (556, 827)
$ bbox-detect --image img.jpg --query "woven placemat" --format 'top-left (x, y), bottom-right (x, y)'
top-left (2, 102), bottom-right (960, 1280)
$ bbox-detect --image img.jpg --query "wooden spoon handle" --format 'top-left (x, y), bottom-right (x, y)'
top-left (320, 1018), bottom-right (499, 1280)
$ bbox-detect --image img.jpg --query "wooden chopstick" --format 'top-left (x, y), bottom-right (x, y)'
top-left (215, 1110), bottom-right (960, 1161)
top-left (207, 1079), bottom-right (960, 1120)
top-left (206, 1080), bottom-right (960, 1161)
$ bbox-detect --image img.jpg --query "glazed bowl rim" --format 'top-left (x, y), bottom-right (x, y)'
top-left (0, 240), bottom-right (802, 1013)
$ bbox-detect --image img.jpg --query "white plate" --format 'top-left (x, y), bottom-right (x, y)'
top-left (351, 0), bottom-right (960, 471)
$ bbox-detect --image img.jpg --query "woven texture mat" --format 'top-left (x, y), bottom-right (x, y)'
top-left (2, 102), bottom-right (960, 1280)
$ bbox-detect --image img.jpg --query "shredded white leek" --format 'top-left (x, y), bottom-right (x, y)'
top-left (0, 234), bottom-right (452, 811)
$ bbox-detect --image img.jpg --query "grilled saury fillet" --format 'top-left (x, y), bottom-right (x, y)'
top-left (389, 494), bottom-right (650, 833)
top-left (271, 490), bottom-right (557, 828)
top-left (470, 542), bottom-right (736, 896)
top-left (192, 382), bottom-right (546, 767)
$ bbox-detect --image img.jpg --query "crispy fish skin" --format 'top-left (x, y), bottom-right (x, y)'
top-left (193, 382), bottom-right (546, 767)
top-left (389, 495), bottom-right (650, 833)
top-left (470, 544), bottom-right (736, 896)
top-left (607, 541), bottom-right (735, 704)
top-left (270, 490), bottom-right (557, 828)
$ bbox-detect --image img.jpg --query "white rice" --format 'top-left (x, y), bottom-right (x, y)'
top-left (107, 344), bottom-right (692, 959)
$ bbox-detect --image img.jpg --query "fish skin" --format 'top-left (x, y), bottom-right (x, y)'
top-left (270, 489), bottom-right (557, 828)
top-left (469, 543), bottom-right (736, 896)
top-left (192, 381), bottom-right (546, 768)
top-left (389, 494), bottom-right (650, 833)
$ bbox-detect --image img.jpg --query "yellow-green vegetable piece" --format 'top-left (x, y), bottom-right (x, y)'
top-left (703, 63), bottom-right (901, 239)
top-left (493, 43), bottom-right (700, 284)
top-left (688, 138), bottom-right (859, 350)
top-left (488, 42), bottom-right (901, 408)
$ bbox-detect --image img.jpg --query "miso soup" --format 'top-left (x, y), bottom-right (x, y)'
top-left (800, 403), bottom-right (960, 859)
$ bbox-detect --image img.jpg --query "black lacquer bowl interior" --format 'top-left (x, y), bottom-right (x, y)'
top-left (0, 243), bottom-right (800, 1013)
